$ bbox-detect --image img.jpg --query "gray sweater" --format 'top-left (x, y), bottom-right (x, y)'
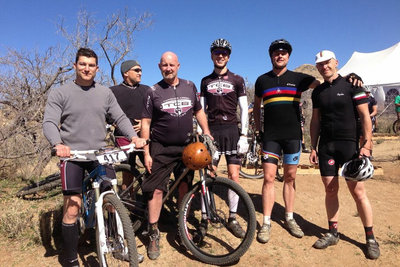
top-left (43, 81), bottom-right (136, 150)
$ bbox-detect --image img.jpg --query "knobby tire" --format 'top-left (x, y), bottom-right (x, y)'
top-left (16, 173), bottom-right (61, 198)
top-left (115, 164), bottom-right (145, 232)
top-left (96, 193), bottom-right (138, 267)
top-left (178, 177), bottom-right (256, 265)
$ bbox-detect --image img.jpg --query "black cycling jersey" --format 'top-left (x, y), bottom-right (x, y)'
top-left (110, 82), bottom-right (150, 136)
top-left (200, 70), bottom-right (246, 125)
top-left (312, 75), bottom-right (368, 141)
top-left (142, 79), bottom-right (201, 146)
top-left (255, 70), bottom-right (315, 140)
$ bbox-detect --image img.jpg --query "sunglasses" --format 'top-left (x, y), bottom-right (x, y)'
top-left (130, 68), bottom-right (142, 73)
top-left (212, 50), bottom-right (229, 56)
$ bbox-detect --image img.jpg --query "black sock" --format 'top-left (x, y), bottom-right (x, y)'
top-left (328, 221), bottom-right (338, 236)
top-left (302, 143), bottom-right (306, 150)
top-left (364, 226), bottom-right (375, 240)
top-left (61, 222), bottom-right (79, 262)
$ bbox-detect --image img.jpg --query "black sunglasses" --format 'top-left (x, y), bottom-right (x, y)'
top-left (212, 50), bottom-right (229, 56)
top-left (131, 68), bottom-right (142, 73)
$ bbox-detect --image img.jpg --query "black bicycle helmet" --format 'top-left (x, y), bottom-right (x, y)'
top-left (268, 39), bottom-right (292, 57)
top-left (340, 156), bottom-right (374, 182)
top-left (210, 38), bottom-right (232, 54)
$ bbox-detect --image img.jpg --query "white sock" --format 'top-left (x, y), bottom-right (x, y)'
top-left (285, 212), bottom-right (294, 221)
top-left (263, 216), bottom-right (271, 225)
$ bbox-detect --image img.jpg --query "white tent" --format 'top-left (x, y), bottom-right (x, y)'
top-left (338, 42), bottom-right (400, 108)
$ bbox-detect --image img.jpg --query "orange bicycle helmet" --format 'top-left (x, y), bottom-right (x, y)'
top-left (182, 142), bottom-right (211, 170)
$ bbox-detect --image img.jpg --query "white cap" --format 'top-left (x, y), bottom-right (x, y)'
top-left (315, 50), bottom-right (336, 63)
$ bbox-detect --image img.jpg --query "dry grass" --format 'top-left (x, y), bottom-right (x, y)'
top-left (0, 181), bottom-right (63, 249)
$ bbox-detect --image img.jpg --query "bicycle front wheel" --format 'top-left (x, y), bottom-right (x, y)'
top-left (96, 194), bottom-right (138, 267)
top-left (178, 177), bottom-right (256, 265)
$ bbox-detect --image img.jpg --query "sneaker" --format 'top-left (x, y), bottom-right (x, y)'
top-left (313, 233), bottom-right (339, 249)
top-left (147, 229), bottom-right (160, 260)
top-left (366, 239), bottom-right (380, 259)
top-left (302, 148), bottom-right (311, 153)
top-left (257, 223), bottom-right (271, 243)
top-left (284, 219), bottom-right (304, 238)
top-left (227, 218), bottom-right (245, 238)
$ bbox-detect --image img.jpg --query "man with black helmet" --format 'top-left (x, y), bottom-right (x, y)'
top-left (200, 38), bottom-right (249, 238)
top-left (309, 50), bottom-right (379, 260)
top-left (253, 39), bottom-right (320, 243)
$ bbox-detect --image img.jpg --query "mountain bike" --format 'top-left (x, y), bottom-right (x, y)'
top-left (118, 134), bottom-right (257, 265)
top-left (57, 144), bottom-right (140, 267)
top-left (16, 125), bottom-right (138, 199)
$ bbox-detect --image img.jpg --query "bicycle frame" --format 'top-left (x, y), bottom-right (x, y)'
top-left (81, 164), bottom-right (119, 229)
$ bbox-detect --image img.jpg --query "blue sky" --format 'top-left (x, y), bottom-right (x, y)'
top-left (1, 0), bottom-right (399, 89)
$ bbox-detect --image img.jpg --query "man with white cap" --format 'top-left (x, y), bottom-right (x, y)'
top-left (309, 50), bottom-right (380, 259)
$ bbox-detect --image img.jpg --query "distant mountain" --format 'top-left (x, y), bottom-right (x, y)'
top-left (294, 64), bottom-right (323, 82)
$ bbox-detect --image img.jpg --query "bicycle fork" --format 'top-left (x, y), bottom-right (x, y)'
top-left (198, 170), bottom-right (221, 225)
top-left (94, 179), bottom-right (125, 256)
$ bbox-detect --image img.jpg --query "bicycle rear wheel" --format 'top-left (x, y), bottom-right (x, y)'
top-left (393, 119), bottom-right (400, 134)
top-left (115, 164), bottom-right (146, 232)
top-left (16, 172), bottom-right (61, 198)
top-left (178, 177), bottom-right (256, 265)
top-left (96, 194), bottom-right (138, 267)
top-left (239, 139), bottom-right (263, 179)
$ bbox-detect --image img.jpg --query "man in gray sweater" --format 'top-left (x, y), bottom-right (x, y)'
top-left (43, 48), bottom-right (146, 266)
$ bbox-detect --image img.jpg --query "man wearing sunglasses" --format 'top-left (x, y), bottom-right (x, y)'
top-left (253, 39), bottom-right (319, 244)
top-left (110, 60), bottom-right (150, 196)
top-left (199, 38), bottom-right (249, 239)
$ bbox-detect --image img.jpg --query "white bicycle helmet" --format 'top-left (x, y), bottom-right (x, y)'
top-left (340, 157), bottom-right (374, 181)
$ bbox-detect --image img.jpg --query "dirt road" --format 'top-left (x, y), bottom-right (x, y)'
top-left (1, 138), bottom-right (399, 266)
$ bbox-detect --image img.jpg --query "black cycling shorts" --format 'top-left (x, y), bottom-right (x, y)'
top-left (210, 124), bottom-right (241, 166)
top-left (141, 141), bottom-right (194, 195)
top-left (318, 139), bottom-right (358, 177)
top-left (60, 160), bottom-right (116, 195)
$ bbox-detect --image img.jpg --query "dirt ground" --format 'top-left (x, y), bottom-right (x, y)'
top-left (1, 137), bottom-right (399, 267)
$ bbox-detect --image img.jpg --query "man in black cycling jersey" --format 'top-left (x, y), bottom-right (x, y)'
top-left (110, 60), bottom-right (150, 194)
top-left (43, 48), bottom-right (147, 266)
top-left (253, 39), bottom-right (319, 243)
top-left (141, 51), bottom-right (212, 260)
top-left (200, 38), bottom-right (249, 238)
top-left (309, 50), bottom-right (380, 260)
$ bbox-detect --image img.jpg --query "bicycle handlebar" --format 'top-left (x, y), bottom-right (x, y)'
top-left (51, 140), bottom-right (150, 159)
